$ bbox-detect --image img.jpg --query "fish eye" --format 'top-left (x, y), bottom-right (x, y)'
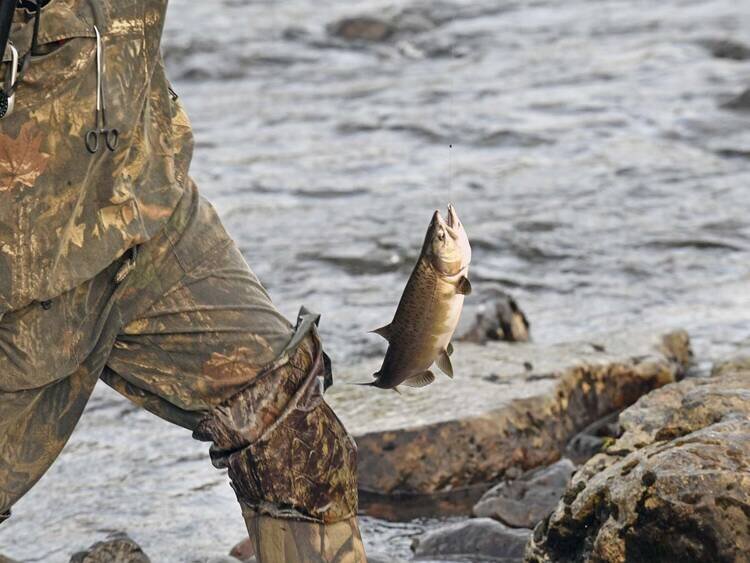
top-left (437, 229), bottom-right (445, 241)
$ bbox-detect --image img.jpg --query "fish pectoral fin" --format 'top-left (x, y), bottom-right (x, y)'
top-left (447, 342), bottom-right (454, 356)
top-left (371, 323), bottom-right (394, 341)
top-left (403, 371), bottom-right (436, 388)
top-left (456, 276), bottom-right (472, 296)
top-left (436, 350), bottom-right (454, 378)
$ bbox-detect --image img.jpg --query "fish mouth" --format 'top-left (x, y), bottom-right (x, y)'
top-left (447, 204), bottom-right (459, 228)
top-left (444, 204), bottom-right (461, 238)
top-left (432, 205), bottom-right (461, 238)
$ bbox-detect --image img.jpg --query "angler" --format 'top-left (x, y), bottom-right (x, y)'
top-left (0, 1), bottom-right (365, 560)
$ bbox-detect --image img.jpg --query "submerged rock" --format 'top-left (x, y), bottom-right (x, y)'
top-left (527, 365), bottom-right (750, 562)
top-left (327, 17), bottom-right (394, 42)
top-left (367, 552), bottom-right (408, 563)
top-left (721, 87), bottom-right (750, 111)
top-left (69, 532), bottom-right (150, 563)
top-left (473, 459), bottom-right (576, 528)
top-left (412, 518), bottom-right (531, 561)
top-left (458, 294), bottom-right (531, 344)
top-left (698, 38), bottom-right (750, 60)
top-left (328, 330), bottom-right (691, 498)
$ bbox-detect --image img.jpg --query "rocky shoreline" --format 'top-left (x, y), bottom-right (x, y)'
top-left (18, 325), bottom-right (750, 563)
top-left (328, 328), bottom-right (691, 498)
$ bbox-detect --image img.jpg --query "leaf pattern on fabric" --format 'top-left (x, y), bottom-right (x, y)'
top-left (0, 122), bottom-right (50, 192)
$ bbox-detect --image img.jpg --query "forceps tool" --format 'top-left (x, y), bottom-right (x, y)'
top-left (0, 43), bottom-right (18, 119)
top-left (85, 25), bottom-right (118, 153)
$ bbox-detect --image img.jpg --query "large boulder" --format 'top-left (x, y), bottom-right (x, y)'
top-left (328, 330), bottom-right (690, 498)
top-left (69, 533), bottom-right (150, 563)
top-left (412, 518), bottom-right (531, 562)
top-left (473, 459), bottom-right (576, 528)
top-left (526, 366), bottom-right (750, 562)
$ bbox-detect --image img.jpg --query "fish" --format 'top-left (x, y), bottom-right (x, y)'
top-left (364, 204), bottom-right (472, 390)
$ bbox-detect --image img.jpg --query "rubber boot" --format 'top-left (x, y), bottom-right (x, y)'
top-left (245, 512), bottom-right (367, 563)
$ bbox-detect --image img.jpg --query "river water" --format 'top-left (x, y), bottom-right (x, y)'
top-left (2, 0), bottom-right (749, 560)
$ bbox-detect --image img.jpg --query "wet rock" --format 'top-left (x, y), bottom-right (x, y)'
top-left (721, 87), bottom-right (750, 111)
top-left (229, 538), bottom-right (254, 562)
top-left (527, 365), bottom-right (750, 562)
top-left (69, 532), bottom-right (150, 563)
top-left (328, 330), bottom-right (690, 498)
top-left (412, 518), bottom-right (531, 561)
top-left (473, 459), bottom-right (576, 528)
top-left (327, 17), bottom-right (394, 42)
top-left (712, 353), bottom-right (750, 377)
top-left (458, 294), bottom-right (530, 344)
top-left (564, 410), bottom-right (621, 464)
top-left (698, 38), bottom-right (750, 60)
top-left (367, 552), bottom-right (408, 563)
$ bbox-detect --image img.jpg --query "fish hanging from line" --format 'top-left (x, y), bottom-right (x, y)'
top-left (362, 204), bottom-right (472, 391)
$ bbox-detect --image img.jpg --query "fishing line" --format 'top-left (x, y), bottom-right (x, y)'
top-left (447, 7), bottom-right (457, 196)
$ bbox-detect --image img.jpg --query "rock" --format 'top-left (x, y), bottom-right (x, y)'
top-left (698, 38), bottom-right (750, 60)
top-left (721, 87), bottom-right (750, 111)
top-left (229, 538), bottom-right (254, 562)
top-left (328, 330), bottom-right (690, 498)
top-left (327, 17), bottom-right (394, 42)
top-left (69, 532), bottom-right (150, 563)
top-left (366, 552), bottom-right (408, 563)
top-left (712, 353), bottom-right (750, 377)
top-left (473, 459), bottom-right (576, 528)
top-left (564, 410), bottom-right (621, 464)
top-left (526, 366), bottom-right (750, 562)
top-left (458, 295), bottom-right (531, 344)
top-left (412, 518), bottom-right (531, 561)
top-left (0, 555), bottom-right (20, 563)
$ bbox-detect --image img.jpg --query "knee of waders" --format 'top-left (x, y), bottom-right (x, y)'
top-left (194, 334), bottom-right (358, 524)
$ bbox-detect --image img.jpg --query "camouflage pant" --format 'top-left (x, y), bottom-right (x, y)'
top-left (0, 181), bottom-right (358, 525)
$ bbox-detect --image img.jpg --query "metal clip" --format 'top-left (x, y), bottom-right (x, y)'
top-left (115, 246), bottom-right (138, 284)
top-left (0, 43), bottom-right (18, 119)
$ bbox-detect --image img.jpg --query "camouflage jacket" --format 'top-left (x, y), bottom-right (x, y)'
top-left (0, 0), bottom-right (191, 315)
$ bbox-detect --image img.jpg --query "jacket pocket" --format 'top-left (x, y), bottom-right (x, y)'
top-left (5, 0), bottom-right (98, 109)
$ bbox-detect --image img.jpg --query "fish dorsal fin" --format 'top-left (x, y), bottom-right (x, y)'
top-left (371, 323), bottom-right (394, 341)
top-left (447, 342), bottom-right (454, 356)
top-left (436, 350), bottom-right (454, 378)
top-left (403, 371), bottom-right (436, 388)
top-left (456, 276), bottom-right (472, 296)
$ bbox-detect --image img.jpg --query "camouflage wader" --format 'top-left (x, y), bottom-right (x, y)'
top-left (0, 1), bottom-right (364, 559)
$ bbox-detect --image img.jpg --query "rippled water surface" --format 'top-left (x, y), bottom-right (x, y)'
top-left (2, 0), bottom-right (750, 560)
